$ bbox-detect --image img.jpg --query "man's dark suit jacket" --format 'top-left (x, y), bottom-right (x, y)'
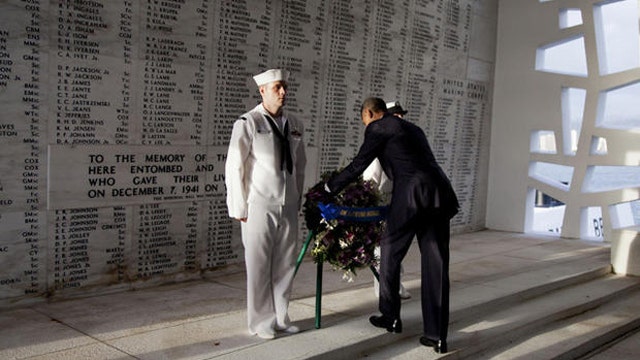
top-left (327, 114), bottom-right (459, 235)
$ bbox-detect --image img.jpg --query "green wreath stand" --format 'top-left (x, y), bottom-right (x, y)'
top-left (293, 230), bottom-right (380, 329)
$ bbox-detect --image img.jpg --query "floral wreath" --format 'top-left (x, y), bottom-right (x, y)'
top-left (303, 170), bottom-right (386, 281)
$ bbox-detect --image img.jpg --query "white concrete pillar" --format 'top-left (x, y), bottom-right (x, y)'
top-left (611, 230), bottom-right (640, 276)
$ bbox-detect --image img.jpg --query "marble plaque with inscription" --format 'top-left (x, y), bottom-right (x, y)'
top-left (48, 145), bottom-right (226, 208)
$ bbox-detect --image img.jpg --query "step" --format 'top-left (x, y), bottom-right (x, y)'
top-left (477, 286), bottom-right (640, 360)
top-left (448, 275), bottom-right (640, 359)
top-left (358, 275), bottom-right (640, 359)
top-left (212, 248), bottom-right (614, 359)
top-left (585, 324), bottom-right (640, 360)
top-left (451, 249), bottom-right (612, 325)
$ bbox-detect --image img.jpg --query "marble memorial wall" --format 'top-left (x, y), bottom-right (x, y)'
top-left (0, 0), bottom-right (495, 304)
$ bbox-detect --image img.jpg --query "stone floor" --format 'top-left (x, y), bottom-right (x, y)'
top-left (1, 230), bottom-right (636, 359)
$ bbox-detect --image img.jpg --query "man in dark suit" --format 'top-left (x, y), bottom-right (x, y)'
top-left (325, 97), bottom-right (459, 353)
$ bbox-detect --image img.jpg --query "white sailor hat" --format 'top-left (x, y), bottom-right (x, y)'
top-left (386, 100), bottom-right (408, 115)
top-left (253, 69), bottom-right (290, 86)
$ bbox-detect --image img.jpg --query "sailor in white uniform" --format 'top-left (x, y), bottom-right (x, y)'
top-left (225, 69), bottom-right (306, 339)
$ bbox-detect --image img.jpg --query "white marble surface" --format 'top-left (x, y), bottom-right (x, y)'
top-left (0, 0), bottom-right (497, 303)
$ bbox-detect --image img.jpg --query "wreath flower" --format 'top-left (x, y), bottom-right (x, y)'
top-left (303, 170), bottom-right (386, 281)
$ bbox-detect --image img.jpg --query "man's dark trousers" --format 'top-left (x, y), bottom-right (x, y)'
top-left (378, 210), bottom-right (450, 341)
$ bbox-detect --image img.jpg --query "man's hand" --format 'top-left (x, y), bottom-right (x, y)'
top-left (235, 217), bottom-right (247, 222)
top-left (318, 183), bottom-right (334, 204)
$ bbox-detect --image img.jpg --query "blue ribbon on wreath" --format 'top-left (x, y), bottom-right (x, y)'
top-left (318, 202), bottom-right (388, 222)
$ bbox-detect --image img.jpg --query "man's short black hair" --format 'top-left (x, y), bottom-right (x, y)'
top-left (361, 97), bottom-right (387, 113)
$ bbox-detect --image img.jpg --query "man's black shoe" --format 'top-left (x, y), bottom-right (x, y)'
top-left (419, 336), bottom-right (448, 353)
top-left (369, 315), bottom-right (402, 333)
